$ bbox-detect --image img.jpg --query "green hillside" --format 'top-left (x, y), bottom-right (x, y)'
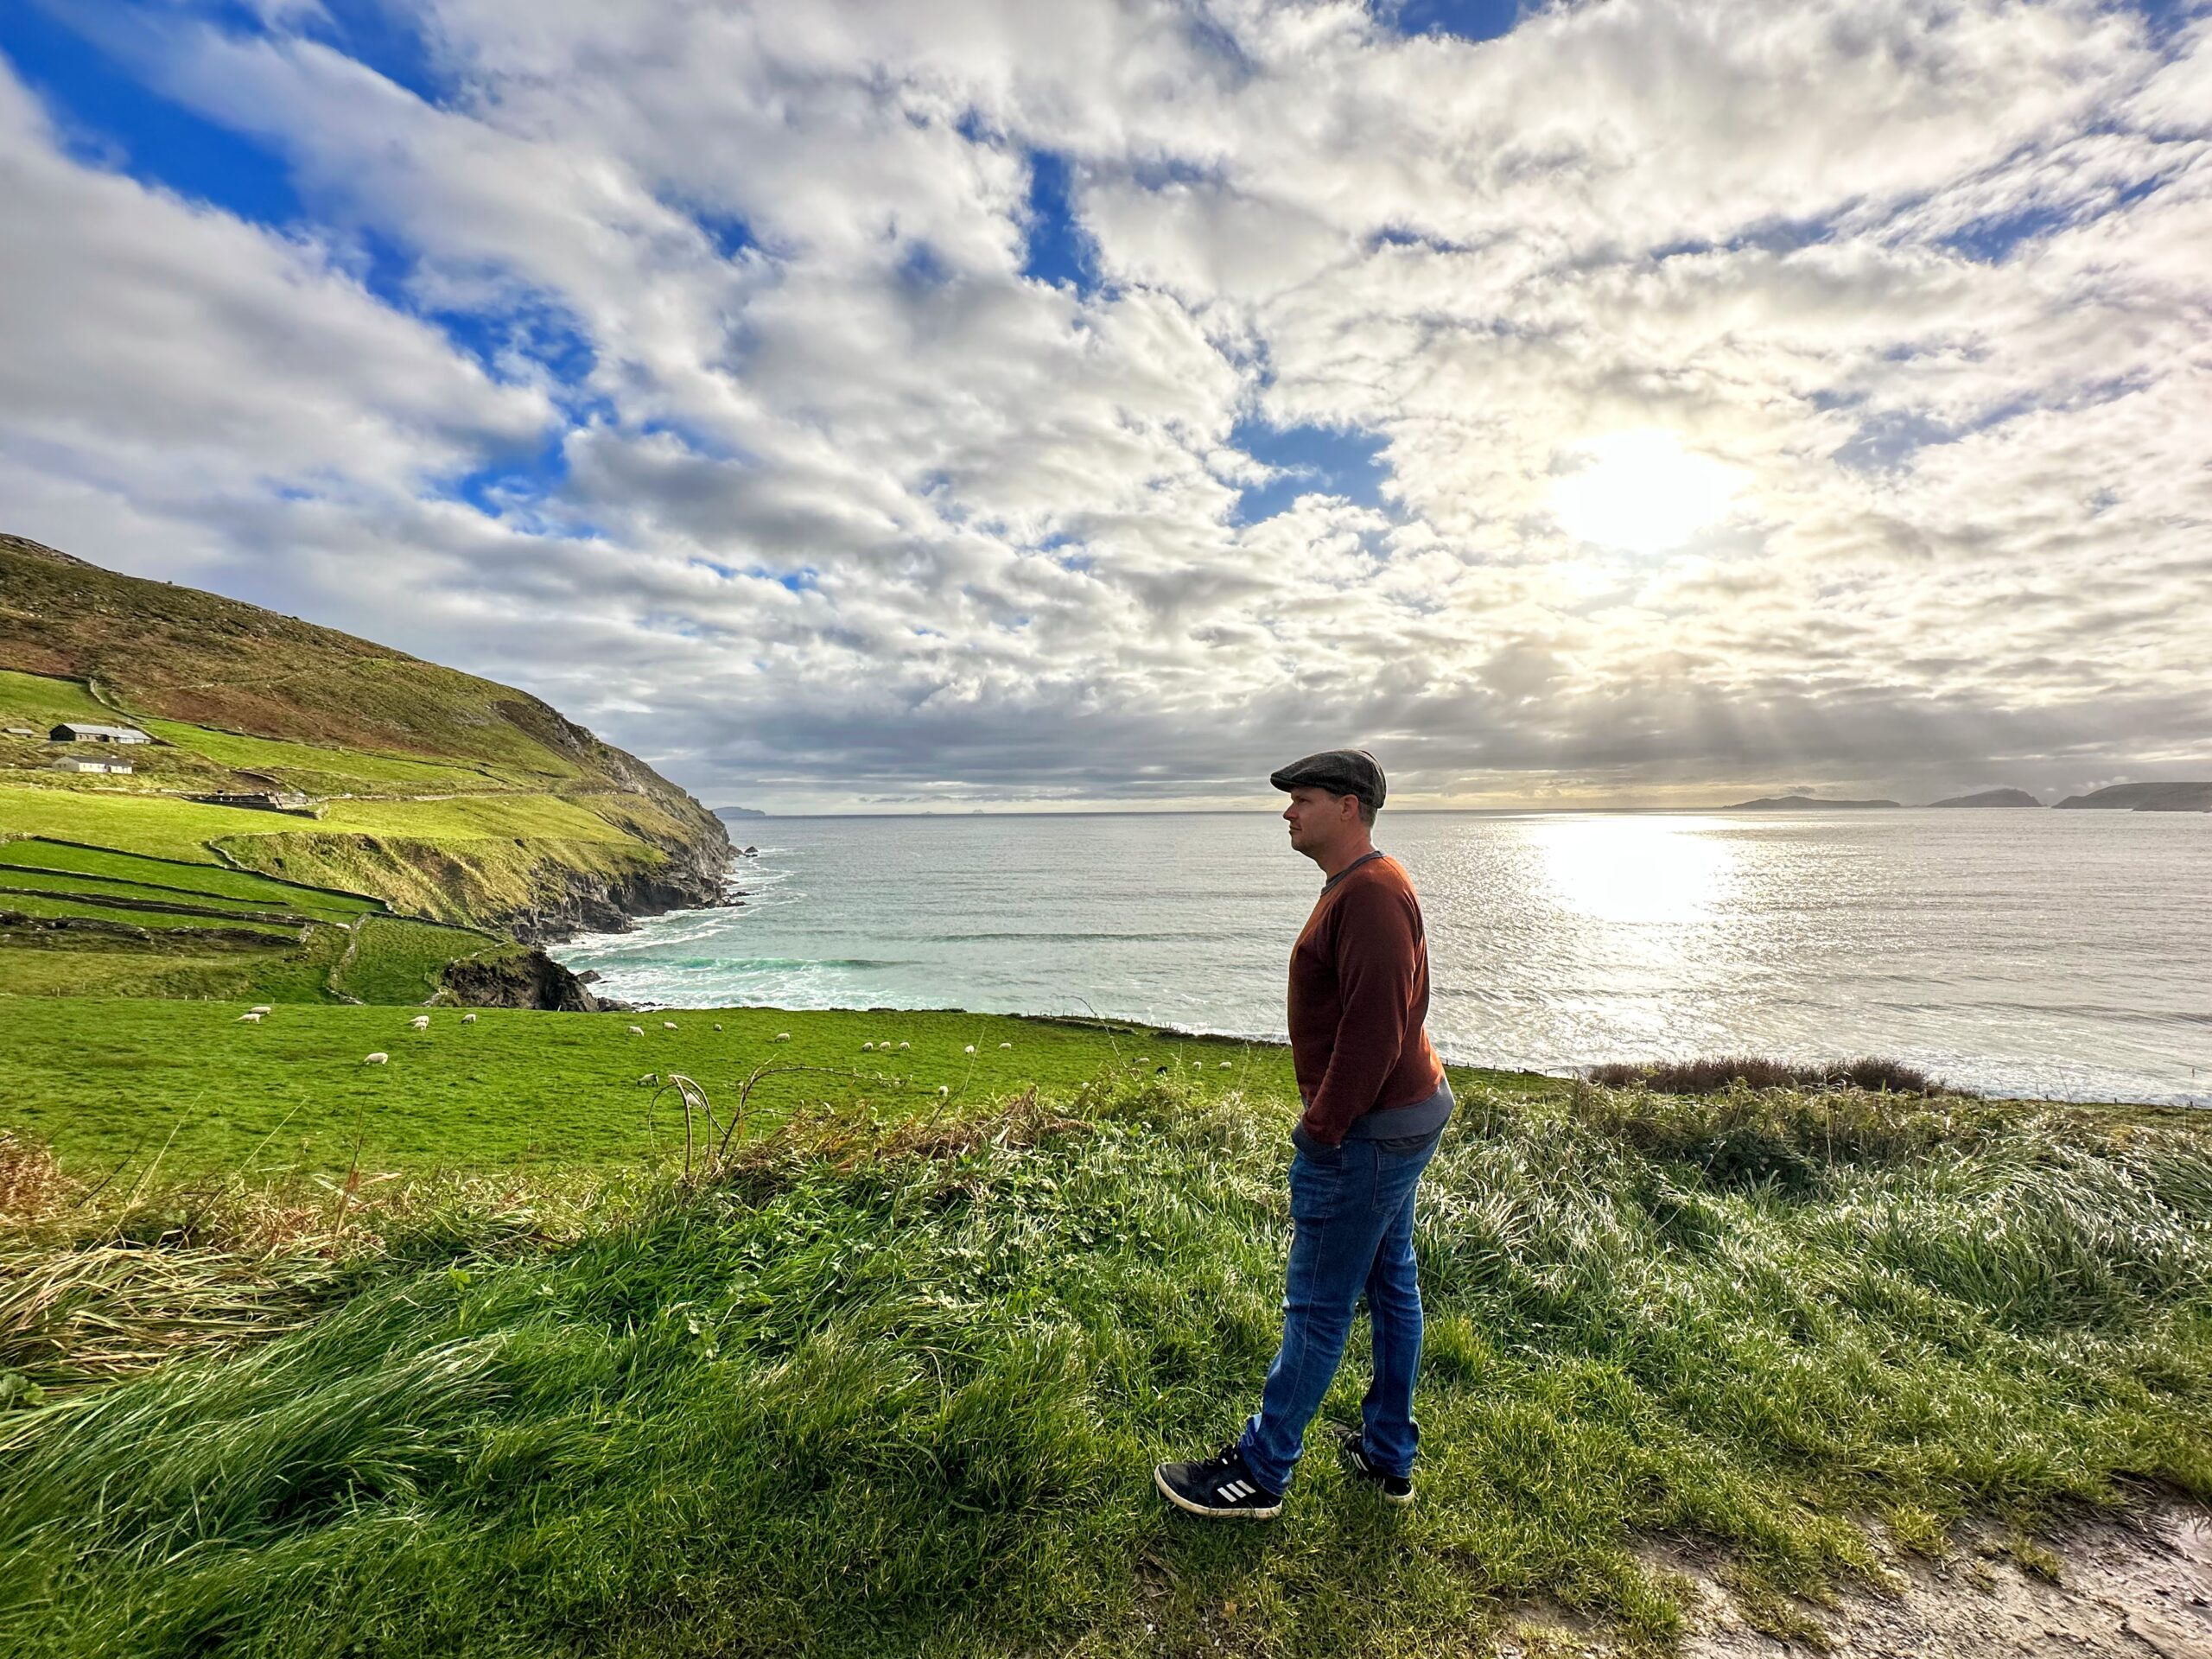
top-left (0, 534), bottom-right (730, 1005)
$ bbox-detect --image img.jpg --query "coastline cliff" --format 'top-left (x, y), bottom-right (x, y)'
top-left (0, 532), bottom-right (731, 1002)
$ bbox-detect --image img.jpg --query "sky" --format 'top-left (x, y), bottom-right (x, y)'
top-left (0, 0), bottom-right (2207, 813)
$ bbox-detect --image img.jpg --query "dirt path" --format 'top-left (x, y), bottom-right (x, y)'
top-left (1485, 1503), bottom-right (2212, 1658)
top-left (1668, 1501), bottom-right (2212, 1658)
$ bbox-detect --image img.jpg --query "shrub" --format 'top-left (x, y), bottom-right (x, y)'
top-left (1586, 1054), bottom-right (1952, 1097)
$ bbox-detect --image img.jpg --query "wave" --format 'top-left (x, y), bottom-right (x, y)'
top-left (934, 930), bottom-right (1234, 944)
top-left (620, 956), bottom-right (914, 972)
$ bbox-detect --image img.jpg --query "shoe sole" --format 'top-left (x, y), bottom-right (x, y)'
top-left (1154, 1465), bottom-right (1281, 1520)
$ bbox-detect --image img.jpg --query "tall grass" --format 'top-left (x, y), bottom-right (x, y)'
top-left (3, 1076), bottom-right (2209, 1656)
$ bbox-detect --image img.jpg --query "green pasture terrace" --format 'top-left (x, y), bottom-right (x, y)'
top-left (0, 837), bottom-right (501, 1006)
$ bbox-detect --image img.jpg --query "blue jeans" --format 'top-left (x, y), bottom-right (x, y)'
top-left (1236, 1130), bottom-right (1442, 1493)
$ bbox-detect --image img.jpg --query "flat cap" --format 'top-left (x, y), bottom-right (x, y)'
top-left (1268, 748), bottom-right (1386, 810)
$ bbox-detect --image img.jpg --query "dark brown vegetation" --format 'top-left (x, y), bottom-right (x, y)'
top-left (1585, 1055), bottom-right (1949, 1096)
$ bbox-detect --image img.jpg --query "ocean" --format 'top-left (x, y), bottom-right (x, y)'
top-left (552, 810), bottom-right (2212, 1105)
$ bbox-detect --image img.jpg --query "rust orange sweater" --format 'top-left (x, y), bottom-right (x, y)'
top-left (1288, 851), bottom-right (1446, 1146)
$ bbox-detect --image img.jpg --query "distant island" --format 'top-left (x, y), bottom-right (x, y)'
top-left (715, 804), bottom-right (769, 819)
top-left (2053, 782), bottom-right (2212, 812)
top-left (1928, 788), bottom-right (2043, 808)
top-left (1722, 794), bottom-right (1900, 810)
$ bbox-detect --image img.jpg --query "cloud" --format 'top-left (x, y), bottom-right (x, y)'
top-left (1, 0), bottom-right (2206, 810)
top-left (0, 62), bottom-right (547, 511)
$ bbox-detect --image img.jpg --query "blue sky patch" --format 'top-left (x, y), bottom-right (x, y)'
top-left (1385, 0), bottom-right (1526, 43)
top-left (690, 209), bottom-right (757, 262)
top-left (1021, 150), bottom-right (1099, 296)
top-left (1, 3), bottom-right (301, 226)
top-left (1833, 410), bottom-right (1956, 473)
top-left (1944, 173), bottom-right (2170, 264)
top-left (346, 226), bottom-right (601, 397)
top-left (1230, 418), bottom-right (1391, 524)
top-left (1943, 200), bottom-right (2078, 264)
top-left (288, 0), bottom-right (452, 107)
top-left (449, 430), bottom-right (572, 518)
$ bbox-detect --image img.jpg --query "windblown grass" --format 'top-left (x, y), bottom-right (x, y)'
top-left (3, 1072), bottom-right (2208, 1656)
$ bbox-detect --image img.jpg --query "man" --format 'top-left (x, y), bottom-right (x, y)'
top-left (1155, 748), bottom-right (1453, 1520)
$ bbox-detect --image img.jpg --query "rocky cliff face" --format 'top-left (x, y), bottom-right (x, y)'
top-left (502, 838), bottom-right (735, 946)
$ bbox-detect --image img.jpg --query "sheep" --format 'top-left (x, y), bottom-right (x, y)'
top-left (248, 1005), bottom-right (272, 1015)
top-left (363, 1052), bottom-right (389, 1065)
top-left (774, 1032), bottom-right (791, 1042)
top-left (637, 1072), bottom-right (658, 1086)
top-left (236, 1012), bottom-right (262, 1023)
top-left (963, 1045), bottom-right (976, 1055)
top-left (409, 1015), bottom-right (430, 1030)
top-left (1134, 1056), bottom-right (1149, 1065)
top-left (461, 1012), bottom-right (478, 1024)
top-left (1218, 1061), bottom-right (1232, 1070)
top-left (898, 1041), bottom-right (910, 1050)
top-left (663, 1020), bottom-right (678, 1030)
top-left (628, 1025), bottom-right (645, 1036)
top-left (999, 1042), bottom-right (1012, 1049)
top-left (714, 1022), bottom-right (723, 1032)
top-left (861, 1042), bottom-right (875, 1052)
top-left (938, 1085), bottom-right (950, 1096)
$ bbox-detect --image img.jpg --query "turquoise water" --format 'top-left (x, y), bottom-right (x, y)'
top-left (553, 810), bottom-right (2212, 1104)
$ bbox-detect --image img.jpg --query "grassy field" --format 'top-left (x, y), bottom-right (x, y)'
top-left (0, 868), bottom-right (315, 920)
top-left (0, 786), bottom-right (264, 861)
top-left (0, 999), bottom-right (1326, 1176)
top-left (0, 891), bottom-right (302, 938)
top-left (0, 839), bottom-right (382, 919)
top-left (1, 671), bottom-right (493, 798)
top-left (328, 917), bottom-right (512, 1005)
top-left (0, 668), bottom-right (112, 727)
top-left (0, 932), bottom-right (357, 1004)
top-left (1, 1035), bottom-right (2208, 1658)
top-left (0, 782), bottom-right (641, 853)
top-left (0, 836), bottom-right (498, 1005)
top-left (0, 782), bottom-right (677, 934)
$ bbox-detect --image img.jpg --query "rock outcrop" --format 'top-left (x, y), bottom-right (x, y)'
top-left (439, 947), bottom-right (605, 1011)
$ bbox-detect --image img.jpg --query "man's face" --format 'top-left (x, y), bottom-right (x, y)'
top-left (1281, 785), bottom-right (1359, 856)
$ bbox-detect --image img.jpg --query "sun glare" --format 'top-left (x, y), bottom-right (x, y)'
top-left (1549, 429), bottom-right (1744, 554)
top-left (1530, 814), bottom-right (1737, 929)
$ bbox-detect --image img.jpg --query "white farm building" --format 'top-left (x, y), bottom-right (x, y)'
top-left (50, 722), bottom-right (151, 744)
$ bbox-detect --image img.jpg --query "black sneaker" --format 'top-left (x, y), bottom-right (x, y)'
top-left (1336, 1427), bottom-right (1414, 1504)
top-left (1154, 1441), bottom-right (1282, 1520)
